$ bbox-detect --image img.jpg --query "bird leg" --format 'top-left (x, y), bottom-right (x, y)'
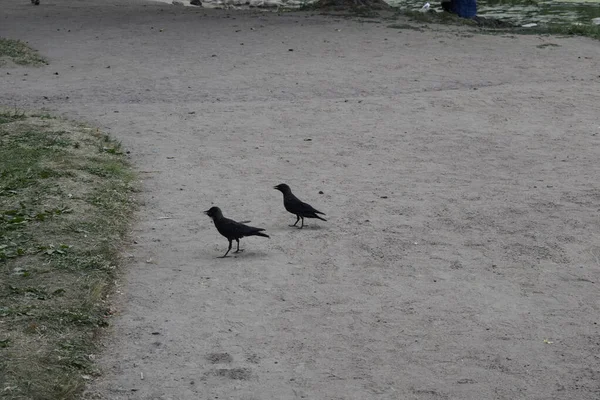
top-left (299, 217), bottom-right (304, 229)
top-left (220, 240), bottom-right (233, 258)
top-left (290, 215), bottom-right (300, 227)
top-left (234, 239), bottom-right (244, 253)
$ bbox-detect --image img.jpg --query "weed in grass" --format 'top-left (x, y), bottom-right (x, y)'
top-left (0, 110), bottom-right (136, 400)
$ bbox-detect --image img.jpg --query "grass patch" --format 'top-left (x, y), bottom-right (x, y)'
top-left (388, 9), bottom-right (600, 41)
top-left (475, 22), bottom-right (600, 40)
top-left (0, 38), bottom-right (48, 66)
top-left (516, 23), bottom-right (600, 40)
top-left (0, 110), bottom-right (137, 399)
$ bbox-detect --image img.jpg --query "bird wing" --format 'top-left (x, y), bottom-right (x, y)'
top-left (218, 217), bottom-right (264, 238)
top-left (299, 200), bottom-right (324, 215)
top-left (286, 194), bottom-right (325, 216)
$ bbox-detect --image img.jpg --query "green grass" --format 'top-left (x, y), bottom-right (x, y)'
top-left (0, 38), bottom-right (48, 66)
top-left (0, 110), bottom-right (137, 399)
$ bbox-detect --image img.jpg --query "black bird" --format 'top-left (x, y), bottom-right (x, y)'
top-left (204, 206), bottom-right (270, 258)
top-left (274, 183), bottom-right (327, 229)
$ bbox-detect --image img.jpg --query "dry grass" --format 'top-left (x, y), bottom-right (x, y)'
top-left (0, 38), bottom-right (48, 66)
top-left (0, 110), bottom-right (136, 399)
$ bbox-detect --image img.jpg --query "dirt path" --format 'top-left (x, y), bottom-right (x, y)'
top-left (2, 1), bottom-right (600, 398)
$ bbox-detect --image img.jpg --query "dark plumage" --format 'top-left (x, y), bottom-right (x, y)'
top-left (274, 183), bottom-right (327, 229)
top-left (204, 206), bottom-right (269, 258)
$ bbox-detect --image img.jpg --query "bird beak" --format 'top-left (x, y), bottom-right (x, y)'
top-left (273, 186), bottom-right (279, 189)
top-left (203, 210), bottom-right (210, 215)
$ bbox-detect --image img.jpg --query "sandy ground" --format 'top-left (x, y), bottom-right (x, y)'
top-left (2, 1), bottom-right (600, 399)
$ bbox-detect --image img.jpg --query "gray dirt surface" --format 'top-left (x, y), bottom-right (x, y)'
top-left (1, 1), bottom-right (600, 399)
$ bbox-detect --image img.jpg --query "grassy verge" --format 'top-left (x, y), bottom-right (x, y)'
top-left (511, 23), bottom-right (600, 40)
top-left (0, 110), bottom-right (136, 399)
top-left (0, 38), bottom-right (48, 66)
top-left (390, 9), bottom-right (600, 41)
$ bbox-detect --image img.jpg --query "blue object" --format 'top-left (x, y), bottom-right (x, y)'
top-left (451, 0), bottom-right (477, 18)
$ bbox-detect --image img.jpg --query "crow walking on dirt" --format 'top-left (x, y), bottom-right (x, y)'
top-left (274, 183), bottom-right (327, 229)
top-left (204, 207), bottom-right (269, 258)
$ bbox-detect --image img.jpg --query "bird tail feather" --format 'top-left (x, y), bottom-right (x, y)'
top-left (315, 215), bottom-right (327, 222)
top-left (254, 232), bottom-right (270, 238)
